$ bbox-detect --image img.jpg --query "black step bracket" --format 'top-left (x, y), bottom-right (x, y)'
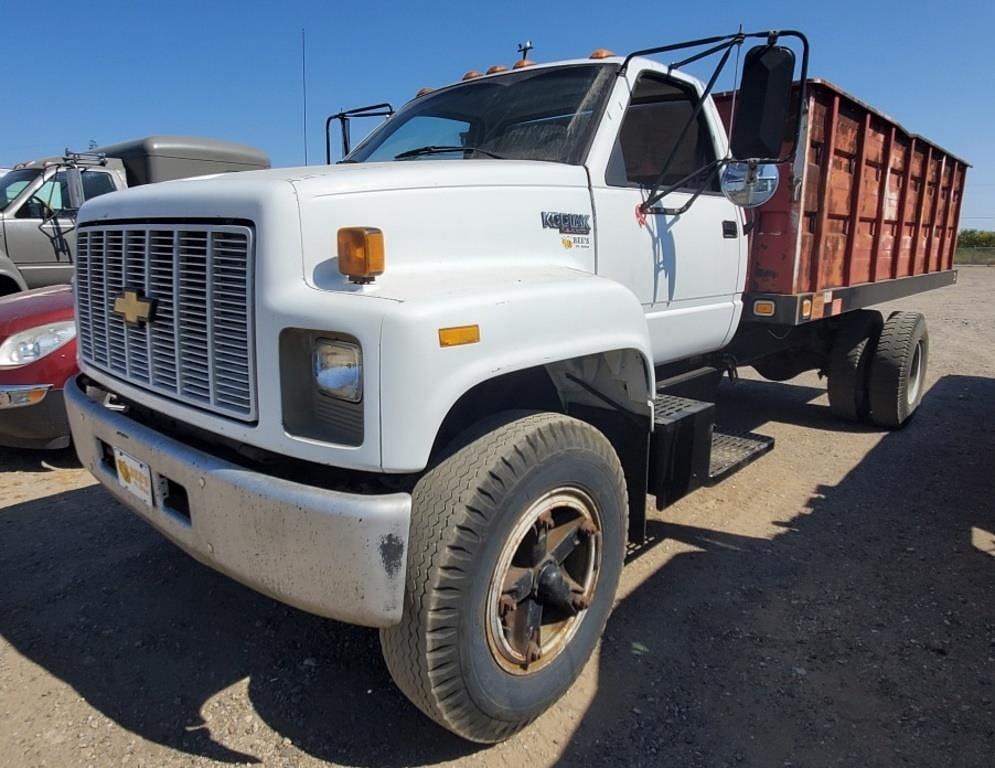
top-left (706, 430), bottom-right (775, 484)
top-left (649, 394), bottom-right (715, 510)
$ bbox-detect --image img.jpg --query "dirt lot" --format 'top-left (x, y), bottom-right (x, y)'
top-left (1, 269), bottom-right (992, 768)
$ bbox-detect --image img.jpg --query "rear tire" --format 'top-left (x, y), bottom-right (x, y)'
top-left (379, 411), bottom-right (627, 743)
top-left (827, 310), bottom-right (883, 421)
top-left (867, 311), bottom-right (929, 428)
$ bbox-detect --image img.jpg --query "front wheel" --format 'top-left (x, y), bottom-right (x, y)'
top-left (380, 412), bottom-right (627, 743)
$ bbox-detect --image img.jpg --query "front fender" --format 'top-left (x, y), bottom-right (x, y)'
top-left (378, 266), bottom-right (653, 472)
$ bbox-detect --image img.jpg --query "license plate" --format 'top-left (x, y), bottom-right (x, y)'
top-left (113, 447), bottom-right (154, 507)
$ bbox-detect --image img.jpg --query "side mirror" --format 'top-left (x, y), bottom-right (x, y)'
top-left (730, 44), bottom-right (795, 160)
top-left (720, 161), bottom-right (779, 208)
top-left (64, 167), bottom-right (85, 213)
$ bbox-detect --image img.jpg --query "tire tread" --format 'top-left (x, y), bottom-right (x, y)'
top-left (867, 311), bottom-right (928, 428)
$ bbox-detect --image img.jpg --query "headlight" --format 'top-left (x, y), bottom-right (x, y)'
top-left (313, 339), bottom-right (362, 402)
top-left (0, 320), bottom-right (76, 367)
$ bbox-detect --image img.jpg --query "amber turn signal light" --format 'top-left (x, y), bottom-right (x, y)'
top-left (753, 300), bottom-right (776, 318)
top-left (438, 325), bottom-right (480, 347)
top-left (589, 48), bottom-right (615, 59)
top-left (338, 227), bottom-right (385, 284)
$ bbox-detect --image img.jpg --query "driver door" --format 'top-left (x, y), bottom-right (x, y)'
top-left (592, 71), bottom-right (743, 365)
top-left (4, 169), bottom-right (76, 287)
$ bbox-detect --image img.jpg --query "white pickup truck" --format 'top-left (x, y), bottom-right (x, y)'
top-left (65, 31), bottom-right (965, 742)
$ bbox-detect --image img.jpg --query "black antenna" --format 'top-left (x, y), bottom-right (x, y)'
top-left (301, 28), bottom-right (309, 165)
top-left (517, 40), bottom-right (534, 60)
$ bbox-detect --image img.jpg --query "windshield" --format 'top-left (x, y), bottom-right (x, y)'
top-left (0, 169), bottom-right (41, 211)
top-left (347, 63), bottom-right (616, 165)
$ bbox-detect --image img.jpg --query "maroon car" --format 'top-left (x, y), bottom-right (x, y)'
top-left (0, 285), bottom-right (76, 449)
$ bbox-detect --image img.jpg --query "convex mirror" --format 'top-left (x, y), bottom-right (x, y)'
top-left (720, 161), bottom-right (779, 208)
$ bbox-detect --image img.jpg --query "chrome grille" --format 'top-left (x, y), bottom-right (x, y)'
top-left (76, 223), bottom-right (256, 421)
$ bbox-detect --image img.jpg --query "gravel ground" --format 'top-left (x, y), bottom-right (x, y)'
top-left (1, 268), bottom-right (992, 768)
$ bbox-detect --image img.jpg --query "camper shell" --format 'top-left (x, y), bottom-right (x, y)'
top-left (92, 136), bottom-right (271, 186)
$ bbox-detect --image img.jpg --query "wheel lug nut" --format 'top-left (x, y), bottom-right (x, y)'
top-left (579, 520), bottom-right (597, 537)
top-left (498, 595), bottom-right (517, 617)
top-left (536, 511), bottom-right (554, 531)
top-left (571, 594), bottom-right (591, 611)
top-left (526, 640), bottom-right (542, 664)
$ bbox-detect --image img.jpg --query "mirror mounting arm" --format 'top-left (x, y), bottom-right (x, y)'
top-left (639, 39), bottom-right (736, 213)
top-left (642, 159), bottom-right (725, 216)
top-left (625, 29), bottom-right (811, 215)
top-left (324, 103), bottom-right (394, 164)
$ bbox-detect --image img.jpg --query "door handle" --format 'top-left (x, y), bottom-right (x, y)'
top-left (722, 220), bottom-right (738, 238)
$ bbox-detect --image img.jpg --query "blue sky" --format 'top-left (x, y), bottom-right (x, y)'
top-left (2, 0), bottom-right (991, 225)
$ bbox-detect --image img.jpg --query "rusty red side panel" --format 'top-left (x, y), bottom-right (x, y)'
top-left (715, 79), bottom-right (968, 296)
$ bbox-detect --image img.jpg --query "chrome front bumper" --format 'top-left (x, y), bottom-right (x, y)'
top-left (65, 376), bottom-right (411, 627)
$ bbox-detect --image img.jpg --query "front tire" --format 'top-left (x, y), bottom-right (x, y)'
top-left (380, 412), bottom-right (627, 743)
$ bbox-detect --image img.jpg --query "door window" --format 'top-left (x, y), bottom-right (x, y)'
top-left (14, 169), bottom-right (116, 219)
top-left (607, 75), bottom-right (718, 191)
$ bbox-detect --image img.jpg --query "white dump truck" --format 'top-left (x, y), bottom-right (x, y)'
top-left (65, 31), bottom-right (966, 742)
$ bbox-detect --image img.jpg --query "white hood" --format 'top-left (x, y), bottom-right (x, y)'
top-left (77, 159), bottom-right (597, 301)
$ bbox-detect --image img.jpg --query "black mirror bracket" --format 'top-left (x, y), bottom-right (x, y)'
top-left (325, 103), bottom-right (395, 164)
top-left (623, 29), bottom-right (809, 216)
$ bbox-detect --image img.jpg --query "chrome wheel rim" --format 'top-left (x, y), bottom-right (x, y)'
top-left (907, 340), bottom-right (924, 406)
top-left (485, 487), bottom-right (602, 675)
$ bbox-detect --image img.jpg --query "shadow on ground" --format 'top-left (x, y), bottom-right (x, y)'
top-left (715, 375), bottom-right (878, 434)
top-left (1, 376), bottom-right (992, 766)
top-left (556, 374), bottom-right (995, 767)
top-left (0, 445), bottom-right (80, 473)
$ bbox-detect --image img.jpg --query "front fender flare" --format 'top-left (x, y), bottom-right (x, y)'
top-left (378, 269), bottom-right (653, 472)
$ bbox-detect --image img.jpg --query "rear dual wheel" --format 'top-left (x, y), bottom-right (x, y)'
top-left (827, 310), bottom-right (883, 421)
top-left (867, 311), bottom-right (929, 428)
top-left (380, 412), bottom-right (627, 743)
top-left (827, 309), bottom-right (929, 428)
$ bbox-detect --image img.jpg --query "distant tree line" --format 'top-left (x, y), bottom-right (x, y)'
top-left (959, 229), bottom-right (995, 248)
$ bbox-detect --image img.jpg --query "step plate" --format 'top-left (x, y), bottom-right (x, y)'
top-left (707, 431), bottom-right (775, 484)
top-left (652, 394), bottom-right (712, 424)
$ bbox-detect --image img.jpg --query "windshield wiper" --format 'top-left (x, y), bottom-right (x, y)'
top-left (394, 145), bottom-right (507, 160)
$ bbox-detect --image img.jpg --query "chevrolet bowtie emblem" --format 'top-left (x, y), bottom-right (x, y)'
top-left (113, 290), bottom-right (156, 326)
